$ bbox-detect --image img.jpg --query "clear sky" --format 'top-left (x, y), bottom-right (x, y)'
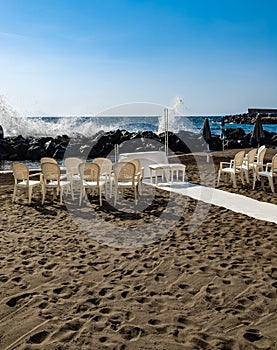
top-left (0, 0), bottom-right (276, 116)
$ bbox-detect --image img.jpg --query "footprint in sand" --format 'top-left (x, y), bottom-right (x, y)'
top-left (118, 325), bottom-right (144, 341)
top-left (52, 286), bottom-right (73, 299)
top-left (205, 283), bottom-right (223, 304)
top-left (121, 290), bottom-right (129, 298)
top-left (27, 330), bottom-right (49, 344)
top-left (0, 275), bottom-right (9, 282)
top-left (99, 307), bottom-right (111, 314)
top-left (243, 329), bottom-right (263, 342)
top-left (6, 292), bottom-right (36, 307)
top-left (38, 257), bottom-right (48, 265)
top-left (148, 318), bottom-right (162, 325)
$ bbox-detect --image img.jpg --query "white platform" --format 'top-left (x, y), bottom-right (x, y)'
top-left (144, 179), bottom-right (277, 224)
top-left (119, 151), bottom-right (168, 177)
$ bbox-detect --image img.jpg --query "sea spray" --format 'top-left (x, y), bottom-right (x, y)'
top-left (157, 96), bottom-right (198, 134)
top-left (0, 97), bottom-right (164, 137)
top-left (0, 96), bottom-right (98, 137)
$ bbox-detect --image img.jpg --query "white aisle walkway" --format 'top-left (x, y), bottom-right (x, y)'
top-left (143, 179), bottom-right (277, 224)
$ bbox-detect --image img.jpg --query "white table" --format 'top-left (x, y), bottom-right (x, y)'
top-left (149, 163), bottom-right (186, 184)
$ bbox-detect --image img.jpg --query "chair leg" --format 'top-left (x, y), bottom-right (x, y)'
top-left (217, 170), bottom-right (221, 186)
top-left (253, 171), bottom-right (257, 189)
top-left (70, 184), bottom-right (74, 200)
top-left (182, 170), bottom-right (185, 182)
top-left (79, 187), bottom-right (84, 206)
top-left (261, 177), bottom-right (265, 190)
top-left (28, 187), bottom-right (32, 204)
top-left (12, 185), bottom-right (17, 203)
top-left (114, 186), bottom-right (118, 205)
top-left (110, 179), bottom-right (113, 198)
top-left (244, 169), bottom-right (249, 184)
top-left (231, 173), bottom-right (237, 188)
top-left (138, 180), bottom-right (142, 195)
top-left (134, 186), bottom-right (137, 204)
top-left (70, 181), bottom-right (74, 200)
top-left (99, 187), bottom-right (102, 206)
top-left (42, 187), bottom-right (46, 204)
top-left (268, 176), bottom-right (275, 193)
top-left (59, 187), bottom-right (62, 204)
top-left (240, 171), bottom-right (245, 185)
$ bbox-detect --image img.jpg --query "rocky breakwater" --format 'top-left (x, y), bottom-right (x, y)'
top-left (1, 126), bottom-right (276, 162)
top-left (0, 129), bottom-right (207, 161)
top-left (0, 134), bottom-right (70, 161)
top-left (224, 112), bottom-right (277, 124)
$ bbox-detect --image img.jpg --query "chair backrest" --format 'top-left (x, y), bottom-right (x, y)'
top-left (119, 158), bottom-right (141, 174)
top-left (41, 157), bottom-right (57, 165)
top-left (257, 147), bottom-right (266, 164)
top-left (12, 162), bottom-right (29, 181)
top-left (93, 158), bottom-right (112, 175)
top-left (246, 148), bottom-right (257, 164)
top-left (114, 162), bottom-right (136, 184)
top-left (64, 157), bottom-right (83, 175)
top-left (79, 163), bottom-right (100, 183)
top-left (271, 154), bottom-right (277, 173)
top-left (41, 162), bottom-right (61, 183)
top-left (257, 145), bottom-right (266, 156)
top-left (234, 150), bottom-right (245, 168)
top-left (257, 148), bottom-right (266, 164)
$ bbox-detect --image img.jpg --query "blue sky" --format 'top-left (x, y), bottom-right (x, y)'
top-left (0, 0), bottom-right (276, 116)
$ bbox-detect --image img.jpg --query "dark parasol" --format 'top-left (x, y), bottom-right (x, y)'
top-left (202, 118), bottom-right (212, 147)
top-left (251, 114), bottom-right (264, 147)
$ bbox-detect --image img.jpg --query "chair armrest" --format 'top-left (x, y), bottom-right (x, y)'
top-left (101, 172), bottom-right (111, 181)
top-left (265, 162), bottom-right (272, 172)
top-left (219, 161), bottom-right (231, 170)
top-left (60, 173), bottom-right (70, 180)
top-left (29, 172), bottom-right (41, 177)
top-left (135, 172), bottom-right (142, 182)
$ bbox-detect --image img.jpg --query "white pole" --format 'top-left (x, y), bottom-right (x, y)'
top-left (114, 144), bottom-right (118, 163)
top-left (164, 108), bottom-right (169, 157)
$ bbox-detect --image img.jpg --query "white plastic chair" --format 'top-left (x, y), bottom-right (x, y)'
top-left (79, 162), bottom-right (107, 206)
top-left (93, 158), bottom-right (113, 197)
top-left (255, 145), bottom-right (266, 160)
top-left (253, 147), bottom-right (267, 180)
top-left (113, 162), bottom-right (139, 205)
top-left (217, 150), bottom-right (245, 188)
top-left (119, 158), bottom-right (144, 194)
top-left (241, 148), bottom-right (257, 184)
top-left (41, 162), bottom-right (73, 204)
top-left (12, 162), bottom-right (41, 204)
top-left (253, 154), bottom-right (277, 193)
top-left (64, 157), bottom-right (83, 198)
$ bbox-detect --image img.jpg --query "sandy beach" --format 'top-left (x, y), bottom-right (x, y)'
top-left (0, 149), bottom-right (277, 350)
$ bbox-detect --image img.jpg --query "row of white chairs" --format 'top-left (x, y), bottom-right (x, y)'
top-left (217, 146), bottom-right (277, 192)
top-left (11, 157), bottom-right (144, 205)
